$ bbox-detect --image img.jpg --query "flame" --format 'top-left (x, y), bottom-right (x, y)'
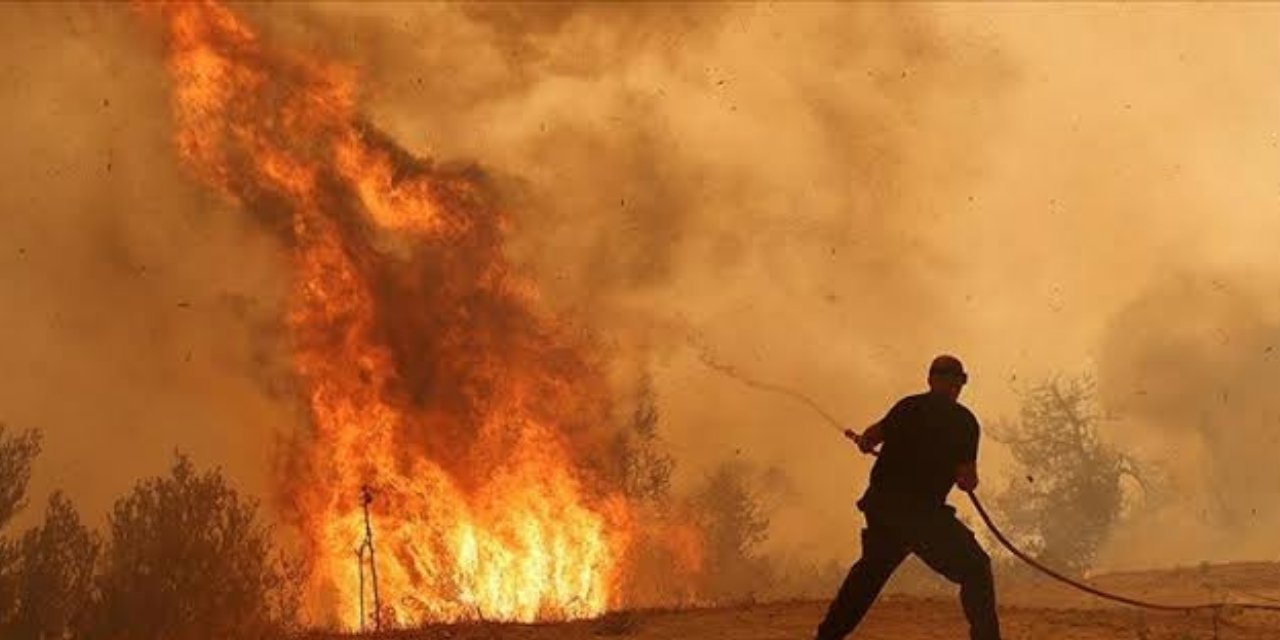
top-left (143, 2), bottom-right (662, 627)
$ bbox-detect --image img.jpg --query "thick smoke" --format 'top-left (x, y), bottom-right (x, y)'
top-left (0, 4), bottom-right (291, 527)
top-left (238, 2), bottom-right (1013, 568)
top-left (1096, 271), bottom-right (1280, 567)
top-left (4, 2), bottom-right (1280, 584)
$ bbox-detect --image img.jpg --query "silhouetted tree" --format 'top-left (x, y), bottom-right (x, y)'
top-left (692, 461), bottom-right (773, 602)
top-left (620, 374), bottom-right (674, 504)
top-left (0, 426), bottom-right (42, 623)
top-left (0, 426), bottom-right (41, 533)
top-left (607, 374), bottom-right (707, 608)
top-left (992, 375), bottom-right (1149, 575)
top-left (3, 492), bottom-right (98, 640)
top-left (90, 454), bottom-right (292, 640)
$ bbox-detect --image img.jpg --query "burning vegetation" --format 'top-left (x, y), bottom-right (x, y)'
top-left (143, 1), bottom-right (704, 629)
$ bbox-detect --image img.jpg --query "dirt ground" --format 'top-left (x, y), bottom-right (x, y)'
top-left (314, 563), bottom-right (1280, 639)
top-left (318, 599), bottom-right (1278, 640)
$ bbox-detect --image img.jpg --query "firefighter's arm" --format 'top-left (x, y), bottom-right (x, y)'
top-left (956, 461), bottom-right (979, 492)
top-left (957, 412), bottom-right (981, 491)
top-left (843, 421), bottom-right (884, 454)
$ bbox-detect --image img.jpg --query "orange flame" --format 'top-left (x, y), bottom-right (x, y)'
top-left (143, 2), bottom-right (673, 627)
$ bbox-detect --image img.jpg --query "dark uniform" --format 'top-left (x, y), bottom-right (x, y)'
top-left (815, 392), bottom-right (1001, 640)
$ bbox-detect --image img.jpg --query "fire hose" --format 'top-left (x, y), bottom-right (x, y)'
top-left (692, 347), bottom-right (1280, 617)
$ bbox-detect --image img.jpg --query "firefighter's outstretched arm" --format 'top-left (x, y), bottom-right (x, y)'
top-left (843, 421), bottom-right (884, 455)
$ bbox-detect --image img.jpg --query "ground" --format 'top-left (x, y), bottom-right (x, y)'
top-left (310, 563), bottom-right (1280, 639)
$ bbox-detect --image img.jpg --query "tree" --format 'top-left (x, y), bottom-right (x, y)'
top-left (0, 426), bottom-right (41, 533)
top-left (619, 374), bottom-right (674, 504)
top-left (0, 426), bottom-right (42, 623)
top-left (991, 375), bottom-right (1148, 575)
top-left (91, 454), bottom-right (292, 640)
top-left (691, 461), bottom-right (774, 602)
top-left (607, 373), bottom-right (706, 609)
top-left (4, 492), bottom-right (98, 640)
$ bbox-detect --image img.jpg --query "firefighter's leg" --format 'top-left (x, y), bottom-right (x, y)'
top-left (910, 510), bottom-right (1002, 640)
top-left (815, 515), bottom-right (909, 640)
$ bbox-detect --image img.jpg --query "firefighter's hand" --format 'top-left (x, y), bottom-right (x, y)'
top-left (842, 428), bottom-right (865, 450)
top-left (844, 428), bottom-right (875, 454)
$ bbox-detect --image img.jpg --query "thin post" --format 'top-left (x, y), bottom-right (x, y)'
top-left (360, 484), bottom-right (382, 631)
top-left (356, 547), bottom-right (366, 632)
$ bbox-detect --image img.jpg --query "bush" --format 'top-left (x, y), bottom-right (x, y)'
top-left (90, 454), bottom-right (293, 640)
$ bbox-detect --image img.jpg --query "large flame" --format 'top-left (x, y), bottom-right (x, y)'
top-left (144, 2), bottom-right (662, 627)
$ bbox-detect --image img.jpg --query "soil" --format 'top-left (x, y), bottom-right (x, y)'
top-left (309, 563), bottom-right (1280, 639)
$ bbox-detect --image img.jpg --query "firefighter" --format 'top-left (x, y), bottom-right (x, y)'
top-left (815, 355), bottom-right (1002, 640)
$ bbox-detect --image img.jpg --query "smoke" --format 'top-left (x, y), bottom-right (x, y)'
top-left (0, 4), bottom-right (291, 527)
top-left (232, 2), bottom-right (1013, 569)
top-left (1095, 271), bottom-right (1280, 568)
top-left (4, 1), bottom-right (1280, 589)
top-left (942, 5), bottom-right (1280, 571)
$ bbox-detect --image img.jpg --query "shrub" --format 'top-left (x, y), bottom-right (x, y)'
top-left (90, 454), bottom-right (292, 640)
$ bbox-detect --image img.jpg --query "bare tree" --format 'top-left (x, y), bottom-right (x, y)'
top-left (90, 454), bottom-right (293, 640)
top-left (991, 375), bottom-right (1149, 575)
